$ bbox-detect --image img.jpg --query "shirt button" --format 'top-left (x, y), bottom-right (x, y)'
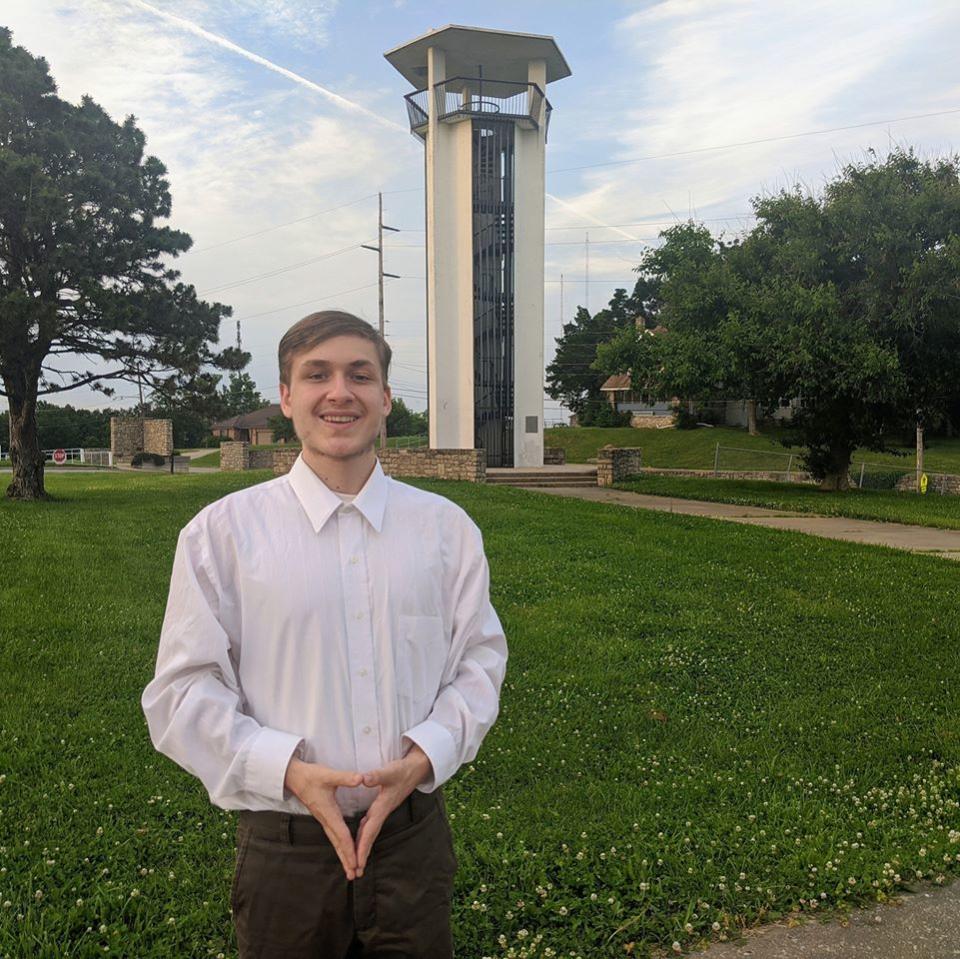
top-left (354, 611), bottom-right (363, 620)
top-left (359, 668), bottom-right (368, 677)
top-left (362, 725), bottom-right (371, 735)
top-left (349, 556), bottom-right (359, 565)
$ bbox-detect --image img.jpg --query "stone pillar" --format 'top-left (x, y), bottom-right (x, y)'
top-left (143, 419), bottom-right (173, 456)
top-left (220, 441), bottom-right (249, 471)
top-left (597, 447), bottom-right (643, 487)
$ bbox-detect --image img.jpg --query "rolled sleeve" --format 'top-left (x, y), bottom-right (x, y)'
top-left (402, 720), bottom-right (458, 792)
top-left (245, 728), bottom-right (305, 803)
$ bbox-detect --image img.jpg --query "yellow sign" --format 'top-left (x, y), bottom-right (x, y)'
top-left (920, 473), bottom-right (929, 494)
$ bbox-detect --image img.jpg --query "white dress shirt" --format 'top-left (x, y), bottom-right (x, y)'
top-left (141, 455), bottom-right (507, 816)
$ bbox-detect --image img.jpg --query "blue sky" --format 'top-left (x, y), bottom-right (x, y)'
top-left (4, 0), bottom-right (960, 419)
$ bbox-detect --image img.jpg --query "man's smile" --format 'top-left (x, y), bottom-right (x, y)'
top-left (319, 413), bottom-right (362, 425)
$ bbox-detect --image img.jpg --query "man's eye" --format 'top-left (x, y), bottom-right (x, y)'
top-left (353, 374), bottom-right (371, 382)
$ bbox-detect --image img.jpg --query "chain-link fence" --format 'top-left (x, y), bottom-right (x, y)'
top-left (711, 445), bottom-right (960, 494)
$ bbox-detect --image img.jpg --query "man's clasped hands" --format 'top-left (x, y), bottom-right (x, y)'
top-left (283, 743), bottom-right (433, 881)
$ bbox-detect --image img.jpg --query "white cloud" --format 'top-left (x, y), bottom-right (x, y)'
top-left (139, 0), bottom-right (340, 50)
top-left (2, 0), bottom-right (426, 411)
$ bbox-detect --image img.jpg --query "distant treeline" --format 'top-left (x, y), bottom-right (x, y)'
top-left (0, 402), bottom-right (116, 451)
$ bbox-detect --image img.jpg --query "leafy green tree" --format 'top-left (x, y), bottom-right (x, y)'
top-left (595, 224), bottom-right (753, 426)
top-left (218, 372), bottom-right (265, 418)
top-left (386, 397), bottom-right (428, 437)
top-left (597, 151), bottom-right (960, 489)
top-left (0, 29), bottom-right (236, 499)
top-left (269, 411), bottom-right (297, 444)
top-left (546, 283), bottom-right (654, 417)
top-left (822, 149), bottom-right (960, 465)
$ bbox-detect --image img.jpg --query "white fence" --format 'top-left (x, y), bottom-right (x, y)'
top-left (0, 447), bottom-right (113, 466)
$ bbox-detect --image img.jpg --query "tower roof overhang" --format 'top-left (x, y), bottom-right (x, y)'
top-left (384, 24), bottom-right (571, 88)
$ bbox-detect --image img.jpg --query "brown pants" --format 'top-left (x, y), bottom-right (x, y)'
top-left (232, 791), bottom-right (456, 958)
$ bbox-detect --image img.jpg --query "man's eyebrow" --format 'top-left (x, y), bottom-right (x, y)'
top-left (298, 358), bottom-right (375, 369)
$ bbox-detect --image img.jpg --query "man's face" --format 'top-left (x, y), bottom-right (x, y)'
top-left (279, 335), bottom-right (392, 462)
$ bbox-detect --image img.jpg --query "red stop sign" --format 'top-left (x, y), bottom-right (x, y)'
top-left (53, 448), bottom-right (66, 465)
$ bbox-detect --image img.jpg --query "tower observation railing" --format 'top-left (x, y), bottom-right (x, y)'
top-left (403, 77), bottom-right (551, 140)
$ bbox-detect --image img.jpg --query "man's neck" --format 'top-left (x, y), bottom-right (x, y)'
top-left (301, 447), bottom-right (377, 494)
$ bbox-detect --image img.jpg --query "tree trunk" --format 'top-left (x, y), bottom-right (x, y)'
top-left (818, 447), bottom-right (852, 491)
top-left (5, 387), bottom-right (47, 500)
top-left (746, 399), bottom-right (759, 436)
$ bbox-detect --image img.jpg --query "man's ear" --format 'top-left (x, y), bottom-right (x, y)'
top-left (382, 385), bottom-right (392, 418)
top-left (279, 381), bottom-right (293, 418)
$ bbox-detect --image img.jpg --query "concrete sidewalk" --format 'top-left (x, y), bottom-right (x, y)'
top-left (693, 882), bottom-right (960, 958)
top-left (526, 486), bottom-right (960, 561)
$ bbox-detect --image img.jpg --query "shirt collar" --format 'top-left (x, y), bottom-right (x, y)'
top-left (288, 454), bottom-right (388, 534)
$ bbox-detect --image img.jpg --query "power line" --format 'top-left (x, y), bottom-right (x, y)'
top-left (199, 243), bottom-right (362, 296)
top-left (388, 214), bottom-right (756, 233)
top-left (547, 106), bottom-right (960, 174)
top-left (230, 282), bottom-right (382, 323)
top-left (187, 193), bottom-right (380, 254)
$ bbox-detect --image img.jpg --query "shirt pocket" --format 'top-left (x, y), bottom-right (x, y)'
top-left (397, 613), bottom-right (448, 721)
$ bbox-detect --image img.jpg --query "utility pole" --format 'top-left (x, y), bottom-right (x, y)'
top-left (917, 409), bottom-right (925, 494)
top-left (361, 192), bottom-right (400, 450)
top-left (585, 231), bottom-right (590, 313)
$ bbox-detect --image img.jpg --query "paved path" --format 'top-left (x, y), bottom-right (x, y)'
top-left (694, 882), bottom-right (960, 958)
top-left (525, 486), bottom-right (960, 561)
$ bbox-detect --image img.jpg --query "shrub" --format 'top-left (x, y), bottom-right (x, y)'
top-left (579, 399), bottom-right (631, 427)
top-left (674, 405), bottom-right (700, 430)
top-left (131, 452), bottom-right (167, 467)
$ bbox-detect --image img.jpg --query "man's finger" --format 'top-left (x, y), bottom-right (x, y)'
top-left (354, 816), bottom-right (368, 877)
top-left (321, 814), bottom-right (358, 880)
top-left (322, 767), bottom-right (364, 789)
top-left (355, 806), bottom-right (387, 872)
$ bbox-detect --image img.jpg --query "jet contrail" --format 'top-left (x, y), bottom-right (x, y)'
top-left (545, 192), bottom-right (641, 243)
top-left (125, 0), bottom-right (407, 134)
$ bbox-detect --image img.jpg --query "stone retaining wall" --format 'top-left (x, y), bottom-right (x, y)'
top-left (272, 449), bottom-right (300, 475)
top-left (895, 473), bottom-right (960, 495)
top-left (543, 446), bottom-right (566, 466)
top-left (630, 413), bottom-right (677, 429)
top-left (222, 444), bottom-right (485, 482)
top-left (379, 448), bottom-right (485, 483)
top-left (597, 447), bottom-right (643, 487)
top-left (642, 467), bottom-right (815, 484)
top-left (248, 449), bottom-right (275, 470)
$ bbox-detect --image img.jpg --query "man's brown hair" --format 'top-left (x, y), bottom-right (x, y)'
top-left (278, 311), bottom-right (392, 386)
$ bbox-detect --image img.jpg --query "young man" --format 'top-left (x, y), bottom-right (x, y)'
top-left (142, 311), bottom-right (507, 958)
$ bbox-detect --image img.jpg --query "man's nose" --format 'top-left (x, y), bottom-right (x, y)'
top-left (325, 373), bottom-right (353, 401)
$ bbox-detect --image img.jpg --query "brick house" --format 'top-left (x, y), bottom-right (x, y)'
top-left (211, 404), bottom-right (285, 445)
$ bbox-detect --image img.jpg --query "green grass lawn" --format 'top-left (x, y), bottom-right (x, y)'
top-left (188, 450), bottom-right (220, 468)
top-left (545, 425), bottom-right (960, 474)
top-left (2, 473), bottom-right (959, 958)
top-left (616, 475), bottom-right (960, 531)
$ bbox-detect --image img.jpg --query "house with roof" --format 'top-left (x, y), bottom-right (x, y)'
top-left (211, 404), bottom-right (286, 445)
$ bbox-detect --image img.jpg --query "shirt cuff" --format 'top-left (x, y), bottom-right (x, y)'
top-left (244, 727), bottom-right (304, 803)
top-left (402, 720), bottom-right (458, 792)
